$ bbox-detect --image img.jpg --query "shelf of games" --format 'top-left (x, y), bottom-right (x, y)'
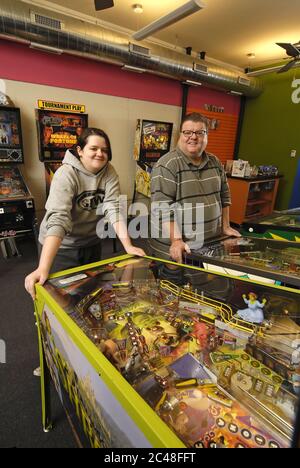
top-left (227, 176), bottom-right (280, 225)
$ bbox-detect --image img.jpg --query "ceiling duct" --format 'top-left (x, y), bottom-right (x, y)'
top-left (0, 0), bottom-right (263, 97)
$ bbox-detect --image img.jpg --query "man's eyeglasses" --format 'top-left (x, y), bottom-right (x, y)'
top-left (181, 130), bottom-right (207, 138)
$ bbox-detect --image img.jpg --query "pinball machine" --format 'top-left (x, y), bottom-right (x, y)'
top-left (34, 255), bottom-right (300, 448)
top-left (0, 106), bottom-right (36, 257)
top-left (242, 209), bottom-right (300, 243)
top-left (185, 236), bottom-right (300, 289)
top-left (35, 108), bottom-right (88, 198)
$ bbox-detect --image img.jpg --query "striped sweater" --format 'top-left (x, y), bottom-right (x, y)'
top-left (149, 146), bottom-right (231, 259)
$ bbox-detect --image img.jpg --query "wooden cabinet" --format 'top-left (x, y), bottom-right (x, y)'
top-left (227, 176), bottom-right (280, 225)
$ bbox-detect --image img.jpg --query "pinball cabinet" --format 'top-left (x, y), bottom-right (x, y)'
top-left (0, 106), bottom-right (36, 257)
top-left (35, 255), bottom-right (300, 448)
top-left (185, 236), bottom-right (300, 289)
top-left (242, 210), bottom-right (300, 243)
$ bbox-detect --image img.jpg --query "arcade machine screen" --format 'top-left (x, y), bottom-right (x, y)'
top-left (43, 256), bottom-right (300, 448)
top-left (36, 110), bottom-right (88, 162)
top-left (0, 106), bottom-right (24, 163)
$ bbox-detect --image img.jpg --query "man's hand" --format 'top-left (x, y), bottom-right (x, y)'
top-left (223, 226), bottom-right (241, 238)
top-left (169, 240), bottom-right (191, 264)
top-left (25, 268), bottom-right (49, 301)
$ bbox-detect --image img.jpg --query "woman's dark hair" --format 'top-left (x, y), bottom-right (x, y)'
top-left (74, 127), bottom-right (112, 161)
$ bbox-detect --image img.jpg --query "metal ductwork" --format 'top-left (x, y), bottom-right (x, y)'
top-left (0, 0), bottom-right (263, 97)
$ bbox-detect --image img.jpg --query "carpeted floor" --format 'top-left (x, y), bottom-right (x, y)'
top-left (0, 235), bottom-right (141, 448)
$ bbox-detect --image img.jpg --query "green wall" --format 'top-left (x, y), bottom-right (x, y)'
top-left (238, 68), bottom-right (300, 210)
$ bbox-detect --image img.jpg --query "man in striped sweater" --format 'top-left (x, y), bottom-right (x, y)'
top-left (150, 112), bottom-right (240, 263)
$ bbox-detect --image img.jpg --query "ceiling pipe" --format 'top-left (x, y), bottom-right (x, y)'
top-left (0, 0), bottom-right (263, 97)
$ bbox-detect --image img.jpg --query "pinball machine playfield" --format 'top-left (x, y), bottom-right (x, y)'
top-left (34, 255), bottom-right (300, 448)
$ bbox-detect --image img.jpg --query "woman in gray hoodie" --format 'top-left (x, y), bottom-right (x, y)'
top-left (25, 127), bottom-right (145, 299)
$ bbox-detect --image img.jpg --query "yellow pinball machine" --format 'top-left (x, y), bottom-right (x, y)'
top-left (34, 255), bottom-right (300, 448)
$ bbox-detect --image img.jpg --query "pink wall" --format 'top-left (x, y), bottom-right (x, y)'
top-left (0, 39), bottom-right (182, 106)
top-left (0, 39), bottom-right (240, 115)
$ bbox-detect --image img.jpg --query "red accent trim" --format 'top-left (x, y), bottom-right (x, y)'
top-left (0, 39), bottom-right (241, 113)
top-left (0, 39), bottom-right (182, 106)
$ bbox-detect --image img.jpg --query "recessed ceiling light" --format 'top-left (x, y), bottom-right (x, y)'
top-left (132, 4), bottom-right (143, 14)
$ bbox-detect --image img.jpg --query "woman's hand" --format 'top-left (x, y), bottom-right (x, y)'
top-left (170, 240), bottom-right (191, 264)
top-left (125, 245), bottom-right (146, 257)
top-left (25, 268), bottom-right (49, 301)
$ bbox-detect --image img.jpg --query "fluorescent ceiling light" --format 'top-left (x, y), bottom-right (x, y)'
top-left (122, 64), bottom-right (146, 73)
top-left (29, 42), bottom-right (63, 54)
top-left (246, 66), bottom-right (283, 76)
top-left (182, 79), bottom-right (202, 86)
top-left (228, 90), bottom-right (243, 96)
top-left (132, 0), bottom-right (206, 41)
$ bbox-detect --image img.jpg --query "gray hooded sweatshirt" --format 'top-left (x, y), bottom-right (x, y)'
top-left (39, 150), bottom-right (121, 248)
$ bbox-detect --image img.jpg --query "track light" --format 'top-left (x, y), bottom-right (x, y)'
top-left (122, 64), bottom-right (146, 73)
top-left (132, 0), bottom-right (206, 41)
top-left (29, 42), bottom-right (63, 54)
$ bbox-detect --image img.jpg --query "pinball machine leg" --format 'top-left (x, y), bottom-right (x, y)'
top-left (40, 352), bottom-right (53, 433)
top-left (0, 239), bottom-right (8, 259)
top-left (8, 238), bottom-right (21, 257)
top-left (35, 305), bottom-right (53, 433)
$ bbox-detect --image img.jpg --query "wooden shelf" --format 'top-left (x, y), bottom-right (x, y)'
top-left (244, 213), bottom-right (262, 221)
top-left (246, 199), bottom-right (270, 206)
top-left (228, 177), bottom-right (280, 225)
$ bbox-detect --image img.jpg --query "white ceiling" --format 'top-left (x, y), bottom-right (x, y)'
top-left (20, 0), bottom-right (300, 69)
